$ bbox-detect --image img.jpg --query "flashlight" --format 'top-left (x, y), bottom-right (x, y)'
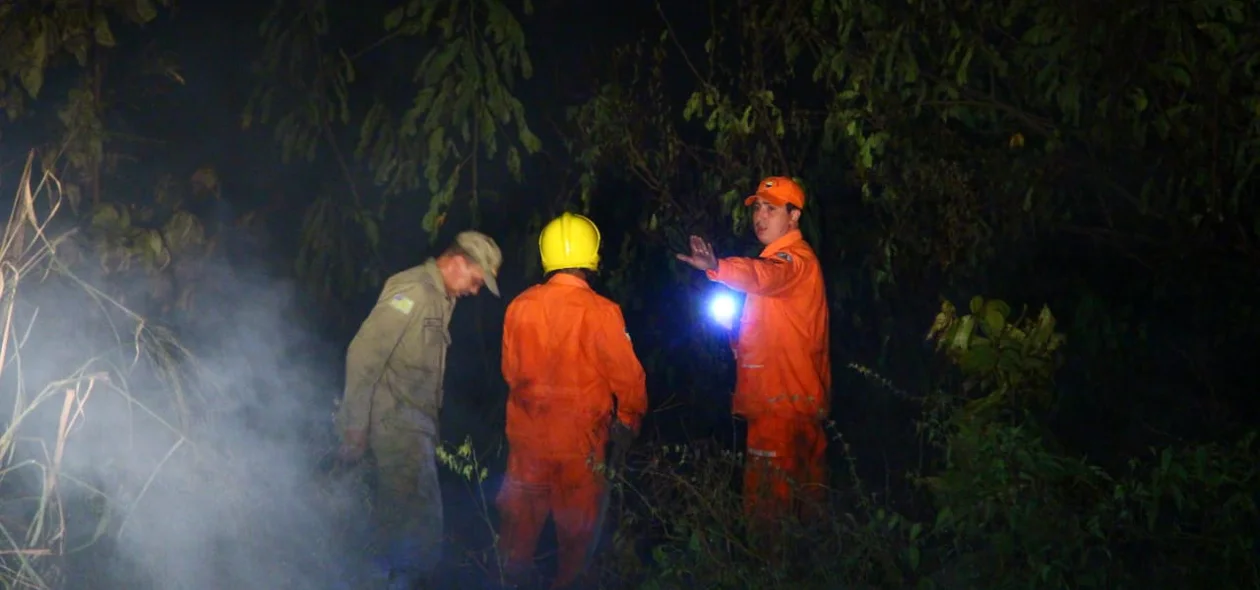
top-left (706, 289), bottom-right (741, 329)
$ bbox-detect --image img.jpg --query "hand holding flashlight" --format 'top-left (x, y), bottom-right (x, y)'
top-left (676, 235), bottom-right (718, 271)
top-left (677, 236), bottom-right (738, 329)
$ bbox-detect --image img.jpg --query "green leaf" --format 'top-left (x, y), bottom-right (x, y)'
top-left (20, 67), bottom-right (44, 99)
top-left (360, 214), bottom-right (380, 249)
top-left (983, 299), bottom-right (1012, 320)
top-left (506, 145), bottom-right (522, 179)
top-left (94, 14), bottom-right (117, 47)
top-left (519, 126), bottom-right (541, 153)
top-left (981, 308), bottom-right (1006, 335)
top-left (958, 343), bottom-right (997, 374)
top-left (21, 27), bottom-right (48, 98)
top-left (955, 46), bottom-right (974, 85)
top-left (384, 6), bottom-right (405, 31)
top-left (135, 0), bottom-right (159, 22)
top-left (144, 230), bottom-right (165, 260)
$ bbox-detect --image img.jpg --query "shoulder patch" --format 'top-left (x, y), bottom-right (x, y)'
top-left (388, 293), bottom-right (415, 315)
top-left (775, 252), bottom-right (793, 262)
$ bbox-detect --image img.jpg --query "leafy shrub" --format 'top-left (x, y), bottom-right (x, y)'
top-left (439, 294), bottom-right (1259, 589)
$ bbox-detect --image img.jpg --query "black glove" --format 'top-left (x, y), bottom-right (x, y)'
top-left (608, 420), bottom-right (635, 471)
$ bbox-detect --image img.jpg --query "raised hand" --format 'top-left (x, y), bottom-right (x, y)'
top-left (675, 235), bottom-right (718, 271)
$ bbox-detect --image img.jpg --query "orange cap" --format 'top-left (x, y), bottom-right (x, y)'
top-left (744, 176), bottom-right (806, 209)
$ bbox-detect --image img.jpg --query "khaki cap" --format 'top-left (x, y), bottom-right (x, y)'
top-left (455, 230), bottom-right (502, 297)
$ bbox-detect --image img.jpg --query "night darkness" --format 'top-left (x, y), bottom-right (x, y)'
top-left (0, 0), bottom-right (1257, 588)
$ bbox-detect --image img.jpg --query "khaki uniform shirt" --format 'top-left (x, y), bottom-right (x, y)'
top-left (337, 259), bottom-right (455, 434)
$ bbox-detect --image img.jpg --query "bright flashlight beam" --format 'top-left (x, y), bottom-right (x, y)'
top-left (708, 293), bottom-right (739, 326)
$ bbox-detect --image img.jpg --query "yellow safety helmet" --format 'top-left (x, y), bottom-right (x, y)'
top-left (539, 212), bottom-right (601, 273)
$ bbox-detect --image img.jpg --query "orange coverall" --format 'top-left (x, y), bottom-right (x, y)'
top-left (706, 229), bottom-right (831, 523)
top-left (497, 272), bottom-right (649, 588)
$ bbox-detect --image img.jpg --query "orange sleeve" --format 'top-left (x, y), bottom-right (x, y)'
top-left (500, 301), bottom-right (520, 389)
top-left (705, 255), bottom-right (802, 297)
top-left (594, 304), bottom-right (648, 432)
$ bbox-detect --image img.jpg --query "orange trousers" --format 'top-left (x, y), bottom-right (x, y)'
top-left (495, 450), bottom-right (607, 589)
top-left (742, 414), bottom-right (828, 524)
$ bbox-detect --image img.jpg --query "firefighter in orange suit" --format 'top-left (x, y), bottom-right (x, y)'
top-left (676, 176), bottom-right (831, 524)
top-left (496, 212), bottom-right (649, 589)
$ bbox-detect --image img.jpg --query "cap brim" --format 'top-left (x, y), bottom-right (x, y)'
top-left (483, 272), bottom-right (500, 297)
top-left (744, 193), bottom-right (789, 207)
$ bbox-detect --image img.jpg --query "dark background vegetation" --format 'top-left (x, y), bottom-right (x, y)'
top-left (0, 0), bottom-right (1257, 588)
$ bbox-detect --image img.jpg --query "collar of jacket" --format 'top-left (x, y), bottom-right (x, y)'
top-left (546, 272), bottom-right (592, 290)
top-left (758, 229), bottom-right (804, 258)
top-left (421, 258), bottom-right (454, 302)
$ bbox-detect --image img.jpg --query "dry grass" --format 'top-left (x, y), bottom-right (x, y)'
top-left (0, 150), bottom-right (373, 590)
top-left (0, 150), bottom-right (226, 589)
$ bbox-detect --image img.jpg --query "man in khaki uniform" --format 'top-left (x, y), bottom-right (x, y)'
top-left (336, 231), bottom-right (502, 589)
